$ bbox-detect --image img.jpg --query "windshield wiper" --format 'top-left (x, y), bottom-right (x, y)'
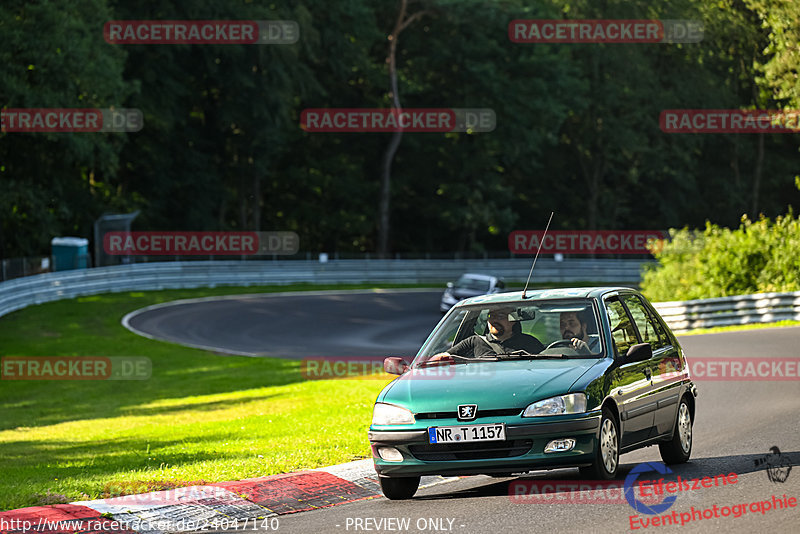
top-left (494, 351), bottom-right (569, 359)
top-left (416, 354), bottom-right (498, 368)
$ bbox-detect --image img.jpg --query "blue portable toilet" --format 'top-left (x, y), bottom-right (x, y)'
top-left (51, 237), bottom-right (90, 271)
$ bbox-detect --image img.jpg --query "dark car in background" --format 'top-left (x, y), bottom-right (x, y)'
top-left (440, 273), bottom-right (505, 313)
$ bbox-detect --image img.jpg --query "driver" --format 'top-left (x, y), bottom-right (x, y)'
top-left (559, 309), bottom-right (601, 354)
top-left (428, 307), bottom-right (544, 361)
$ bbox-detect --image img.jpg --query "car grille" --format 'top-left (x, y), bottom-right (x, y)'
top-left (409, 440), bottom-right (533, 461)
top-left (415, 408), bottom-right (522, 420)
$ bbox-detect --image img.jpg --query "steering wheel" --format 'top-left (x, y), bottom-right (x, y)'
top-left (545, 339), bottom-right (575, 350)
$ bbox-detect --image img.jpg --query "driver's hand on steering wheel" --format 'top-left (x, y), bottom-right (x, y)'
top-left (428, 352), bottom-right (453, 362)
top-left (570, 338), bottom-right (589, 351)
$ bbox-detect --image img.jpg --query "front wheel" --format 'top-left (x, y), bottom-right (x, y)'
top-left (379, 476), bottom-right (420, 500)
top-left (659, 398), bottom-right (692, 464)
top-left (579, 407), bottom-right (620, 480)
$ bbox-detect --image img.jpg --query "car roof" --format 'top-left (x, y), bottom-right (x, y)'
top-left (456, 286), bottom-right (636, 307)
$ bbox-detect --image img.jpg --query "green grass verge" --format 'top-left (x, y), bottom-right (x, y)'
top-left (0, 283), bottom-right (438, 511)
top-left (677, 319), bottom-right (800, 336)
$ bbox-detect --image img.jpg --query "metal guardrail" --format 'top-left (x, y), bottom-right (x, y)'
top-left (0, 258), bottom-right (646, 318)
top-left (4, 259), bottom-right (795, 332)
top-left (653, 291), bottom-right (800, 333)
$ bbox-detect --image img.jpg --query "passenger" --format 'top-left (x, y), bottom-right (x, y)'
top-left (559, 309), bottom-right (601, 354)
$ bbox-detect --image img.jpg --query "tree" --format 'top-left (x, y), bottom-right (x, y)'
top-left (0, 0), bottom-right (133, 257)
top-left (746, 0), bottom-right (800, 108)
top-left (377, 0), bottom-right (433, 257)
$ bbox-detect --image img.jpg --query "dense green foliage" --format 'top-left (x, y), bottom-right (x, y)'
top-left (641, 209), bottom-right (800, 301)
top-left (2, 0), bottom-right (799, 257)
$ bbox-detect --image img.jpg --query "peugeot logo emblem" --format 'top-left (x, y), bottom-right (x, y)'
top-left (458, 404), bottom-right (477, 421)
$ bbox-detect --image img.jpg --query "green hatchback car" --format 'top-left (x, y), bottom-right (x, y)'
top-left (369, 287), bottom-right (697, 500)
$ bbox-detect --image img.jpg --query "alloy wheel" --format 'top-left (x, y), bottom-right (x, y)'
top-left (600, 418), bottom-right (618, 474)
top-left (678, 403), bottom-right (692, 453)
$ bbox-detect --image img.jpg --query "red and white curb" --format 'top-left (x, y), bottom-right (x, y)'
top-left (0, 460), bottom-right (457, 534)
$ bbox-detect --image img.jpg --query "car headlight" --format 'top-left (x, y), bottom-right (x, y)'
top-left (372, 403), bottom-right (415, 425)
top-left (522, 393), bottom-right (587, 417)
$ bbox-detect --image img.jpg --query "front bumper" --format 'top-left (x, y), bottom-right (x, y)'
top-left (369, 413), bottom-right (601, 477)
top-left (439, 295), bottom-right (457, 312)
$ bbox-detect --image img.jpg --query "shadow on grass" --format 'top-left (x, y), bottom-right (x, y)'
top-left (0, 354), bottom-right (305, 431)
top-left (0, 287), bottom-right (405, 431)
top-left (0, 431), bottom-right (283, 509)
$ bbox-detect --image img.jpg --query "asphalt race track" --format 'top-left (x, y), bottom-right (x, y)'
top-left (273, 328), bottom-right (800, 534)
top-left (126, 291), bottom-right (800, 534)
top-left (124, 289), bottom-right (444, 358)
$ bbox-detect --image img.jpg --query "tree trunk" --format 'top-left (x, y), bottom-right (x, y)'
top-left (377, 0), bottom-right (430, 258)
top-left (752, 133), bottom-right (764, 217)
top-left (239, 170), bottom-right (247, 230)
top-left (253, 162), bottom-right (261, 232)
top-left (750, 82), bottom-right (764, 218)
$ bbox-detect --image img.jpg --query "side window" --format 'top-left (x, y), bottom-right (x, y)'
top-left (449, 309), bottom-right (482, 347)
top-left (473, 309), bottom-right (490, 335)
top-left (604, 298), bottom-right (638, 357)
top-left (622, 295), bottom-right (667, 350)
top-left (644, 301), bottom-right (673, 348)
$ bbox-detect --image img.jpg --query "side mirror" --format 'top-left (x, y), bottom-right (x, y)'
top-left (625, 343), bottom-right (652, 363)
top-left (446, 282), bottom-right (454, 289)
top-left (384, 357), bottom-right (409, 375)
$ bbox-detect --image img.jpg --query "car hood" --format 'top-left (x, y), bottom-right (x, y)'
top-left (380, 359), bottom-right (602, 413)
top-left (451, 288), bottom-right (485, 299)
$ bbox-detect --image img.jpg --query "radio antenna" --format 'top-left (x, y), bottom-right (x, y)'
top-left (522, 211), bottom-right (554, 299)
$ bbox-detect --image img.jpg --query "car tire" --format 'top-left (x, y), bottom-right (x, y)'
top-left (659, 397), bottom-right (692, 464)
top-left (579, 407), bottom-right (620, 480)
top-left (379, 476), bottom-right (420, 500)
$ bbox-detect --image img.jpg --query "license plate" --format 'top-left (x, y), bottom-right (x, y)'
top-left (428, 423), bottom-right (506, 444)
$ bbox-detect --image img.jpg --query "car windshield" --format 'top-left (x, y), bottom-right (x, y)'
top-left (454, 276), bottom-right (491, 292)
top-left (415, 298), bottom-right (604, 364)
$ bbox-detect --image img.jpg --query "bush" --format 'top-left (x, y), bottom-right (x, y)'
top-left (641, 211), bottom-right (800, 302)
